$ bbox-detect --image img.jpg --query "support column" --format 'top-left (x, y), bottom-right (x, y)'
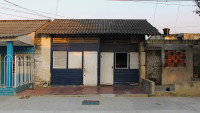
top-left (139, 41), bottom-right (146, 80)
top-left (6, 41), bottom-right (13, 87)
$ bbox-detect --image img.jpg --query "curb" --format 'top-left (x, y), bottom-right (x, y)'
top-left (16, 94), bottom-right (148, 97)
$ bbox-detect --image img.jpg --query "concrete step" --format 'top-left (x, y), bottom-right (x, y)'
top-left (155, 91), bottom-right (176, 96)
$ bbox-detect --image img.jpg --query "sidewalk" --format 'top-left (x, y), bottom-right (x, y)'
top-left (0, 96), bottom-right (200, 113)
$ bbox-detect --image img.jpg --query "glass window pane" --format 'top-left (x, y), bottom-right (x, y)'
top-left (68, 52), bottom-right (82, 69)
top-left (116, 53), bottom-right (128, 69)
top-left (130, 52), bottom-right (139, 69)
top-left (53, 51), bottom-right (67, 69)
top-left (53, 38), bottom-right (68, 43)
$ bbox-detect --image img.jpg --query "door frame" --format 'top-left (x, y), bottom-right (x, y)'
top-left (100, 52), bottom-right (114, 85)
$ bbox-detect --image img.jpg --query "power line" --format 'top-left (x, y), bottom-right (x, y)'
top-left (0, 12), bottom-right (35, 19)
top-left (0, 5), bottom-right (53, 19)
top-left (55, 0), bottom-right (59, 19)
top-left (3, 0), bottom-right (52, 19)
top-left (157, 26), bottom-right (200, 28)
top-left (2, 1), bottom-right (73, 19)
top-left (174, 1), bottom-right (181, 33)
top-left (131, 1), bottom-right (196, 7)
top-left (153, 0), bottom-right (158, 25)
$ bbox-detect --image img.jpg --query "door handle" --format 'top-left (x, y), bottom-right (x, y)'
top-left (112, 66), bottom-right (113, 69)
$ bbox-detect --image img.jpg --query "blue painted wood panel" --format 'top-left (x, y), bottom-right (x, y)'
top-left (114, 69), bottom-right (139, 85)
top-left (101, 43), bottom-right (138, 52)
top-left (51, 69), bottom-right (83, 85)
top-left (52, 44), bottom-right (99, 51)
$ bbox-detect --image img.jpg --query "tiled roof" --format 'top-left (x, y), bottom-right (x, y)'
top-left (40, 19), bottom-right (160, 35)
top-left (0, 20), bottom-right (50, 38)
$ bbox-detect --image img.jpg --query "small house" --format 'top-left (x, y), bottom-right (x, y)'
top-left (0, 20), bottom-right (50, 95)
top-left (37, 19), bottom-right (159, 86)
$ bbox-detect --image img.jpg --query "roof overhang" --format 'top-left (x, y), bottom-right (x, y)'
top-left (0, 32), bottom-right (35, 46)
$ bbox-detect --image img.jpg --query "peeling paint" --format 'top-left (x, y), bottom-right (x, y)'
top-left (34, 36), bottom-right (51, 87)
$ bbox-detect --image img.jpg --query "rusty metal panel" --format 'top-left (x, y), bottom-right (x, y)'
top-left (146, 47), bottom-right (162, 85)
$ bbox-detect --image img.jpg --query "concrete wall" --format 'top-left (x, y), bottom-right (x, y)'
top-left (140, 78), bottom-right (155, 95)
top-left (175, 81), bottom-right (200, 96)
top-left (183, 34), bottom-right (200, 40)
top-left (34, 36), bottom-right (51, 87)
top-left (147, 44), bottom-right (193, 85)
top-left (193, 45), bottom-right (200, 79)
top-left (162, 45), bottom-right (193, 85)
top-left (139, 41), bottom-right (146, 79)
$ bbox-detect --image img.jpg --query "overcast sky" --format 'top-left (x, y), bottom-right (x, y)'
top-left (0, 0), bottom-right (200, 34)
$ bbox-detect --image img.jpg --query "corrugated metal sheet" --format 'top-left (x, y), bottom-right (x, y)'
top-left (40, 19), bottom-right (160, 35)
top-left (0, 20), bottom-right (50, 38)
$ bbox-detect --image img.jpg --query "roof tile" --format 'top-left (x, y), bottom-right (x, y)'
top-left (0, 20), bottom-right (50, 38)
top-left (40, 19), bottom-right (160, 35)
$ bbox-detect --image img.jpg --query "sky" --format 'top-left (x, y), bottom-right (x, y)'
top-left (0, 0), bottom-right (200, 34)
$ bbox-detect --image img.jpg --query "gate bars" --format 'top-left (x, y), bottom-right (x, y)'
top-left (0, 53), bottom-right (34, 88)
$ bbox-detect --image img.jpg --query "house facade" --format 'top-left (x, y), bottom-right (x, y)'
top-left (146, 29), bottom-right (200, 85)
top-left (0, 20), bottom-right (50, 95)
top-left (36, 19), bottom-right (159, 87)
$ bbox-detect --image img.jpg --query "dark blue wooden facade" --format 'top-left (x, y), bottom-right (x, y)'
top-left (50, 35), bottom-right (143, 86)
top-left (50, 36), bottom-right (100, 85)
top-left (100, 36), bottom-right (140, 85)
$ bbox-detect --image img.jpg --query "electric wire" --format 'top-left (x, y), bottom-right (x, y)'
top-left (2, 1), bottom-right (73, 19)
top-left (0, 12), bottom-right (35, 19)
top-left (174, 1), bottom-right (181, 33)
top-left (3, 0), bottom-right (52, 19)
top-left (153, 0), bottom-right (158, 25)
top-left (131, 1), bottom-right (196, 7)
top-left (55, 0), bottom-right (59, 19)
top-left (0, 5), bottom-right (53, 19)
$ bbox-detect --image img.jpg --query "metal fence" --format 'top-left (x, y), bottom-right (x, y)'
top-left (0, 54), bottom-right (34, 88)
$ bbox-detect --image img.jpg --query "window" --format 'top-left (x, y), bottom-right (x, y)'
top-left (53, 51), bottom-right (67, 69)
top-left (130, 52), bottom-right (139, 69)
top-left (53, 38), bottom-right (68, 43)
top-left (68, 52), bottom-right (82, 69)
top-left (115, 53), bottom-right (128, 69)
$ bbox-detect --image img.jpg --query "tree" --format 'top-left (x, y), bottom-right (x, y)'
top-left (195, 0), bottom-right (200, 15)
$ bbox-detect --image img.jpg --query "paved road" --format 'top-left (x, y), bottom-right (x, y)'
top-left (0, 96), bottom-right (200, 113)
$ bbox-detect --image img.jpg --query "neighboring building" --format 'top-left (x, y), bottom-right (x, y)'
top-left (37, 19), bottom-right (160, 86)
top-left (146, 28), bottom-right (200, 85)
top-left (0, 20), bottom-right (50, 95)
